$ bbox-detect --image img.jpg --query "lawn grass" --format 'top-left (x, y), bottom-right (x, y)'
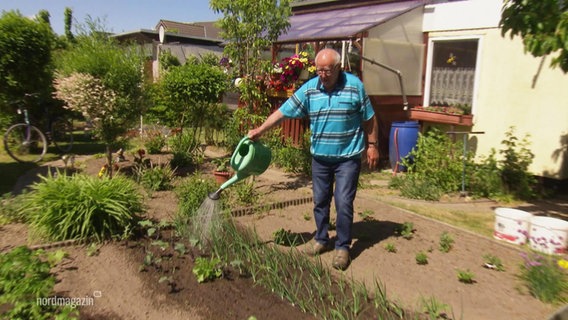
top-left (0, 131), bottom-right (105, 195)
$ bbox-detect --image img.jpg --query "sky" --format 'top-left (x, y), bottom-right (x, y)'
top-left (0, 0), bottom-right (222, 35)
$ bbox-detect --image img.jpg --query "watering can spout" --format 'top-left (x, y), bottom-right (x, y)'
top-left (208, 137), bottom-right (271, 200)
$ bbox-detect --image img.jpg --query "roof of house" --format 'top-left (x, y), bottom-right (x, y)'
top-left (155, 19), bottom-right (221, 40)
top-left (277, 0), bottom-right (424, 43)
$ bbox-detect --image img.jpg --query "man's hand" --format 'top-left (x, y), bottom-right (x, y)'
top-left (366, 145), bottom-right (379, 170)
top-left (247, 128), bottom-right (262, 141)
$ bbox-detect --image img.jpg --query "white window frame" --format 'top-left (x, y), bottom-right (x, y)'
top-left (423, 35), bottom-right (483, 114)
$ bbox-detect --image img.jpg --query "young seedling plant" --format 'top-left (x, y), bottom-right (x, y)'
top-left (384, 243), bottom-right (397, 253)
top-left (416, 251), bottom-right (428, 265)
top-left (439, 231), bottom-right (454, 253)
top-left (457, 269), bottom-right (476, 284)
top-left (397, 221), bottom-right (415, 240)
top-left (193, 256), bottom-right (223, 283)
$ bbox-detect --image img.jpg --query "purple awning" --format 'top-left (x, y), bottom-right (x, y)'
top-left (277, 1), bottom-right (424, 43)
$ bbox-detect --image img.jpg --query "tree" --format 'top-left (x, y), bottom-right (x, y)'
top-left (500, 0), bottom-right (568, 72)
top-left (159, 57), bottom-right (228, 135)
top-left (210, 0), bottom-right (291, 115)
top-left (54, 18), bottom-right (145, 176)
top-left (64, 7), bottom-right (75, 43)
top-left (0, 10), bottom-right (55, 111)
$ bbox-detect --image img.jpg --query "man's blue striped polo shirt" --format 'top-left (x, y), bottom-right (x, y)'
top-left (278, 71), bottom-right (375, 162)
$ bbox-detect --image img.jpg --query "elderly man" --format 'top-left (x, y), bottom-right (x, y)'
top-left (248, 48), bottom-right (379, 270)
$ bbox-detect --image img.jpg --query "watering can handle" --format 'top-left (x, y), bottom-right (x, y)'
top-left (230, 136), bottom-right (251, 167)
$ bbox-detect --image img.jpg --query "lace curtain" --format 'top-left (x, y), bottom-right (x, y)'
top-left (430, 67), bottom-right (475, 106)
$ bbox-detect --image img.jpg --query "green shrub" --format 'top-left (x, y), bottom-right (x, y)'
top-left (391, 128), bottom-right (464, 200)
top-left (175, 173), bottom-right (218, 220)
top-left (169, 130), bottom-right (203, 168)
top-left (468, 150), bottom-right (505, 199)
top-left (268, 129), bottom-right (312, 177)
top-left (499, 127), bottom-right (536, 200)
top-left (226, 179), bottom-right (258, 207)
top-left (142, 129), bottom-right (167, 154)
top-left (0, 246), bottom-right (77, 319)
top-left (469, 127), bottom-right (536, 201)
top-left (22, 172), bottom-right (143, 242)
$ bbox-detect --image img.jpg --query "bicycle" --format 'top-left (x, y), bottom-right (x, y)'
top-left (3, 93), bottom-right (74, 163)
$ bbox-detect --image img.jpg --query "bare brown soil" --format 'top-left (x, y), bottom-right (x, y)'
top-left (1, 148), bottom-right (567, 320)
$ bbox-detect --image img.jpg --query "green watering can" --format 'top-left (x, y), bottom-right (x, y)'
top-left (208, 137), bottom-right (272, 200)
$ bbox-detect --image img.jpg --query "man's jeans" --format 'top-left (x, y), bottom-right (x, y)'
top-left (311, 157), bottom-right (361, 250)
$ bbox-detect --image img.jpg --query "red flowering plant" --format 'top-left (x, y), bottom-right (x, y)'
top-left (268, 51), bottom-right (316, 91)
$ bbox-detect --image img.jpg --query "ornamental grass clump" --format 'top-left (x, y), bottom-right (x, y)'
top-left (519, 252), bottom-right (568, 304)
top-left (22, 171), bottom-right (143, 242)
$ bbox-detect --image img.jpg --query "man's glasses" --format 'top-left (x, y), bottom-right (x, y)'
top-left (316, 66), bottom-right (336, 76)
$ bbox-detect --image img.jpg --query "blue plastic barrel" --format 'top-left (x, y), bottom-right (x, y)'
top-left (389, 121), bottom-right (419, 172)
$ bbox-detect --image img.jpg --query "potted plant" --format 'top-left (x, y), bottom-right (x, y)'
top-left (212, 157), bottom-right (232, 185)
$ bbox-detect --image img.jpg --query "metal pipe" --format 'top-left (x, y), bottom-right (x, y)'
top-left (348, 52), bottom-right (409, 111)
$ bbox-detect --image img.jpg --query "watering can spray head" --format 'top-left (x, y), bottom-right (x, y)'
top-left (207, 137), bottom-right (271, 201)
top-left (208, 188), bottom-right (223, 200)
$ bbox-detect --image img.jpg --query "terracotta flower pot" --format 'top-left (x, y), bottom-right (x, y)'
top-left (213, 171), bottom-right (231, 185)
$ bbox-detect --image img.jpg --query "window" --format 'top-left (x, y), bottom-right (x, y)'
top-left (425, 38), bottom-right (479, 108)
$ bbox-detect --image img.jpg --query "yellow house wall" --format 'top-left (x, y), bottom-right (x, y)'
top-left (428, 29), bottom-right (568, 180)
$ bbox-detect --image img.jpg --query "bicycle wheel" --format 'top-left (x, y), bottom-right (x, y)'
top-left (3, 123), bottom-right (47, 163)
top-left (50, 117), bottom-right (74, 153)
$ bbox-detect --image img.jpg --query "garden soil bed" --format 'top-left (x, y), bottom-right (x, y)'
top-left (1, 148), bottom-right (566, 320)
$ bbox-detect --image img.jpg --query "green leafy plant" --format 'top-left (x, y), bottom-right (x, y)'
top-left (439, 231), bottom-right (454, 253)
top-left (227, 179), bottom-right (258, 206)
top-left (358, 209), bottom-right (375, 221)
top-left (193, 256), bottom-right (223, 283)
top-left (269, 133), bottom-right (312, 176)
top-left (483, 253), bottom-right (505, 271)
top-left (0, 246), bottom-right (77, 319)
top-left (22, 171), bottom-right (143, 242)
top-left (391, 128), bottom-right (465, 201)
top-left (384, 243), bottom-right (397, 253)
top-left (134, 161), bottom-right (176, 191)
top-left (498, 127), bottom-right (536, 199)
top-left (470, 127), bottom-right (536, 201)
top-left (212, 157), bottom-right (230, 172)
top-left (415, 251), bottom-right (428, 265)
top-left (457, 269), bottom-right (475, 284)
top-left (396, 222), bottom-right (415, 240)
top-left (519, 252), bottom-right (568, 303)
top-left (141, 128), bottom-right (167, 154)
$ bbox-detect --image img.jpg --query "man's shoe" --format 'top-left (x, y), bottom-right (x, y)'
top-left (303, 241), bottom-right (330, 256)
top-left (332, 249), bottom-right (350, 270)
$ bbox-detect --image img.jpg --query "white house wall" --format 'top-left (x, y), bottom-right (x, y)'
top-left (424, 1), bottom-right (568, 180)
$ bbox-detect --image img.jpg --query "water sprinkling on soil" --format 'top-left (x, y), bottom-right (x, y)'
top-left (192, 196), bottom-right (222, 244)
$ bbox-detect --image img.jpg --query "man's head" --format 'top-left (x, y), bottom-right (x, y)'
top-left (315, 48), bottom-right (341, 91)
